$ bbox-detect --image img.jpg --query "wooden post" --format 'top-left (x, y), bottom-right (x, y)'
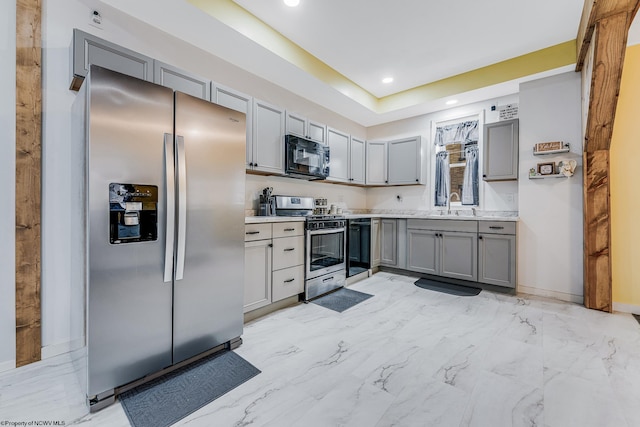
top-left (15, 0), bottom-right (42, 366)
top-left (577, 0), bottom-right (639, 311)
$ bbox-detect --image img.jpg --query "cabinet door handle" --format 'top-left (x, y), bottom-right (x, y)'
top-left (284, 228), bottom-right (296, 231)
top-left (479, 235), bottom-right (483, 240)
top-left (268, 243), bottom-right (273, 248)
top-left (246, 231), bottom-right (260, 235)
top-left (489, 226), bottom-right (504, 230)
top-left (284, 278), bottom-right (295, 283)
top-left (284, 248), bottom-right (295, 252)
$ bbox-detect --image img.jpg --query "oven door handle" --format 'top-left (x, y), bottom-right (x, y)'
top-left (307, 227), bottom-right (345, 236)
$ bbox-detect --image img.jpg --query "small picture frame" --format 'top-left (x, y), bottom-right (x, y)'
top-left (537, 162), bottom-right (555, 175)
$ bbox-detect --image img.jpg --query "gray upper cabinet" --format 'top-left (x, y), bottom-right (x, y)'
top-left (327, 127), bottom-right (350, 183)
top-left (285, 111), bottom-right (327, 144)
top-left (308, 120), bottom-right (327, 144)
top-left (214, 84), bottom-right (253, 169)
top-left (350, 137), bottom-right (366, 185)
top-left (70, 29), bottom-right (153, 90)
top-left (483, 119), bottom-right (519, 181)
top-left (366, 141), bottom-right (388, 185)
top-left (388, 136), bottom-right (422, 185)
top-left (285, 111), bottom-right (306, 138)
top-left (252, 99), bottom-right (285, 174)
top-left (154, 61), bottom-right (211, 100)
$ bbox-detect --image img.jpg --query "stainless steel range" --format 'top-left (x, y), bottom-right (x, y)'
top-left (305, 215), bottom-right (347, 300)
top-left (273, 196), bottom-right (347, 300)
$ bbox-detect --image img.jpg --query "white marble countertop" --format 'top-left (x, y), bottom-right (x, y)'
top-left (345, 213), bottom-right (518, 222)
top-left (246, 213), bottom-right (518, 223)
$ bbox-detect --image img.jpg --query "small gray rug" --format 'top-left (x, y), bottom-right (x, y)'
top-left (415, 278), bottom-right (481, 296)
top-left (312, 287), bottom-right (374, 312)
top-left (120, 351), bottom-right (260, 427)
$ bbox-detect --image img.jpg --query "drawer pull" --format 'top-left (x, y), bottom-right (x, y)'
top-left (245, 231), bottom-right (260, 235)
top-left (284, 278), bottom-right (295, 283)
top-left (322, 276), bottom-right (334, 282)
top-left (489, 226), bottom-right (504, 230)
top-left (284, 228), bottom-right (296, 231)
top-left (284, 248), bottom-right (295, 252)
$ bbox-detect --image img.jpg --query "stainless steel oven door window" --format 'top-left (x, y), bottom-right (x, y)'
top-left (306, 228), bottom-right (345, 279)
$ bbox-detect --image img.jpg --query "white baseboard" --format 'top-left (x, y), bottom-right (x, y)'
top-left (41, 338), bottom-right (85, 360)
top-left (518, 285), bottom-right (583, 304)
top-left (613, 302), bottom-right (640, 315)
top-left (0, 359), bottom-right (16, 373)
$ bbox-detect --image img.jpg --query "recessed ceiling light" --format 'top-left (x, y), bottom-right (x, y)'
top-left (283, 0), bottom-right (300, 7)
top-left (446, 99), bottom-right (458, 105)
top-left (382, 77), bottom-right (394, 84)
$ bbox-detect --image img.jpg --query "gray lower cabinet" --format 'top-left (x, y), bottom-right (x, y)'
top-left (371, 218), bottom-right (381, 267)
top-left (70, 28), bottom-right (153, 90)
top-left (407, 228), bottom-right (477, 281)
top-left (478, 222), bottom-right (516, 288)
top-left (380, 219), bottom-right (397, 266)
top-left (244, 239), bottom-right (272, 313)
top-left (407, 229), bottom-right (438, 275)
top-left (154, 61), bottom-right (211, 100)
top-left (483, 119), bottom-right (519, 181)
top-left (440, 231), bottom-right (478, 281)
top-left (406, 219), bottom-right (478, 281)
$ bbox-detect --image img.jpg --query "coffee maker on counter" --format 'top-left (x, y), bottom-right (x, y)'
top-left (259, 187), bottom-right (276, 216)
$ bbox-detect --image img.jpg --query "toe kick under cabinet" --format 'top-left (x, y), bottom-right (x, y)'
top-left (244, 222), bottom-right (305, 313)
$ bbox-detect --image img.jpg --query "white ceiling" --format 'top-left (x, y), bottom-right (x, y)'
top-left (100, 1), bottom-right (640, 126)
top-left (233, 0), bottom-right (584, 98)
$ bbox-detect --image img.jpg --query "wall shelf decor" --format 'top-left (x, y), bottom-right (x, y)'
top-left (533, 141), bottom-right (570, 155)
top-left (528, 173), bottom-right (568, 180)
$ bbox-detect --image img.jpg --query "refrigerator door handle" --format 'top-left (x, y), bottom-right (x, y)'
top-left (164, 133), bottom-right (175, 283)
top-left (176, 135), bottom-right (187, 281)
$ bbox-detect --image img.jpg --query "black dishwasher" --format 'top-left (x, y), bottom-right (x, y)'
top-left (347, 218), bottom-right (371, 277)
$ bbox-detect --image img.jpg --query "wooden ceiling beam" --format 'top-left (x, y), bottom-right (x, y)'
top-left (576, 0), bottom-right (639, 71)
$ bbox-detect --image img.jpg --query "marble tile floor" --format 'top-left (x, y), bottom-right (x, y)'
top-left (1, 272), bottom-right (640, 426)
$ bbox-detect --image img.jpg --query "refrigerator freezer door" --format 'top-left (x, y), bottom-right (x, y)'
top-left (87, 66), bottom-right (174, 397)
top-left (172, 92), bottom-right (246, 363)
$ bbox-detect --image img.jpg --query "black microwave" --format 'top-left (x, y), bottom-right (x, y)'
top-left (285, 135), bottom-right (330, 180)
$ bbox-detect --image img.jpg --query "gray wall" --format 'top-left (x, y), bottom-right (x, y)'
top-left (0, 0), bottom-right (16, 370)
top-left (518, 72), bottom-right (583, 301)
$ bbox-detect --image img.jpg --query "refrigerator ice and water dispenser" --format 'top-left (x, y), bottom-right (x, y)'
top-left (109, 183), bottom-right (158, 244)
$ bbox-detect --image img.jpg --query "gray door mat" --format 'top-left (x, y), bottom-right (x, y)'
top-left (311, 287), bottom-right (374, 313)
top-left (119, 350), bottom-right (260, 427)
top-left (414, 278), bottom-right (481, 296)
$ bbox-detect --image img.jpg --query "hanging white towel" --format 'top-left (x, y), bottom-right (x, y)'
top-left (462, 146), bottom-right (479, 205)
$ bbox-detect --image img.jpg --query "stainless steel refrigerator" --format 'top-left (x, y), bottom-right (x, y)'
top-left (72, 65), bottom-right (246, 411)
